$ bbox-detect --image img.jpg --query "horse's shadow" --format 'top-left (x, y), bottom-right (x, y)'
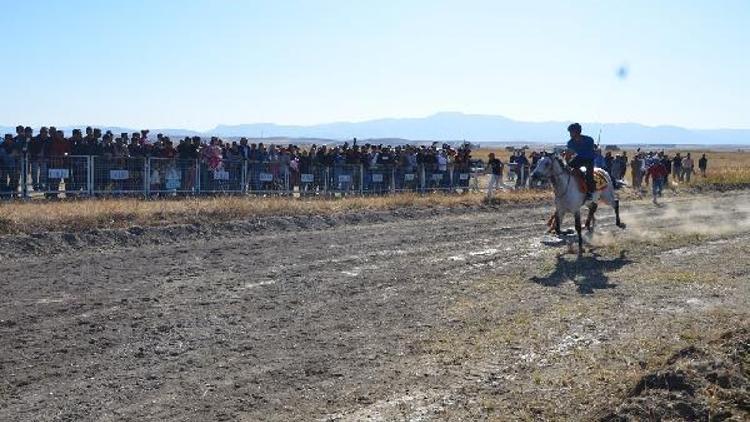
top-left (530, 250), bottom-right (632, 294)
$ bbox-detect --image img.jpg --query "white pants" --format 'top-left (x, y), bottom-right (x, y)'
top-left (487, 174), bottom-right (503, 196)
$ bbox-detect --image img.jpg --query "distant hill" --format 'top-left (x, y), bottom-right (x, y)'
top-left (3, 113), bottom-right (749, 144)
top-left (210, 112), bottom-right (750, 144)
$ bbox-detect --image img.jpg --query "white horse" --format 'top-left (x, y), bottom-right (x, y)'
top-left (531, 155), bottom-right (626, 255)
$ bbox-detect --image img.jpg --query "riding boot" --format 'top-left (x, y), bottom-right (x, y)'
top-left (585, 171), bottom-right (596, 201)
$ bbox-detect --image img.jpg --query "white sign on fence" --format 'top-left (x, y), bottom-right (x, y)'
top-left (166, 179), bottom-right (181, 189)
top-left (301, 173), bottom-right (314, 183)
top-left (371, 173), bottom-right (383, 183)
top-left (214, 170), bottom-right (230, 180)
top-left (459, 173), bottom-right (470, 181)
top-left (48, 168), bottom-right (69, 179)
top-left (338, 174), bottom-right (352, 183)
top-left (259, 172), bottom-right (274, 182)
top-left (110, 170), bottom-right (129, 180)
top-left (404, 173), bottom-right (415, 181)
top-left (431, 173), bottom-right (444, 181)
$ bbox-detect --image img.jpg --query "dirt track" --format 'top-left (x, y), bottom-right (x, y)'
top-left (1, 191), bottom-right (749, 421)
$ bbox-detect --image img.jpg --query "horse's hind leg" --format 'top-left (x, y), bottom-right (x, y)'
top-left (614, 199), bottom-right (626, 229)
top-left (547, 213), bottom-right (557, 233)
top-left (585, 203), bottom-right (598, 232)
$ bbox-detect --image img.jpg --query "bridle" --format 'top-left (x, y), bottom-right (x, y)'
top-left (544, 156), bottom-right (572, 196)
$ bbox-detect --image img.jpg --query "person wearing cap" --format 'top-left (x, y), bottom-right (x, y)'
top-left (566, 123), bottom-right (596, 200)
top-left (30, 127), bottom-right (50, 190)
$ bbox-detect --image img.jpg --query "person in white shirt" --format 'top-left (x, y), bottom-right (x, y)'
top-left (682, 153), bottom-right (694, 183)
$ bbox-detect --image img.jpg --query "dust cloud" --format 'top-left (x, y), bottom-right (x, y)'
top-left (592, 193), bottom-right (750, 245)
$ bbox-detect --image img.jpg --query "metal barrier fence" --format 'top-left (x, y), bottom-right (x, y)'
top-left (393, 166), bottom-right (420, 192)
top-left (148, 158), bottom-right (198, 194)
top-left (201, 159), bottom-right (245, 194)
top-left (507, 163), bottom-right (529, 189)
top-left (328, 164), bottom-right (362, 195)
top-left (92, 156), bottom-right (146, 195)
top-left (291, 164), bottom-right (327, 196)
top-left (0, 157), bottom-right (23, 197)
top-left (39, 155), bottom-right (90, 197)
top-left (1, 155), bottom-right (495, 198)
top-left (246, 161), bottom-right (289, 194)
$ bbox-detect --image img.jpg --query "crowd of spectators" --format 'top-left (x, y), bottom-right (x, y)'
top-left (1, 125), bottom-right (474, 195)
top-left (628, 150), bottom-right (707, 203)
top-left (1, 125), bottom-right (714, 201)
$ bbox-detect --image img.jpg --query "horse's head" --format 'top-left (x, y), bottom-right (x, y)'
top-left (531, 154), bottom-right (555, 180)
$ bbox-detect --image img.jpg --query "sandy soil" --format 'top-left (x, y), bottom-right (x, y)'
top-left (1, 191), bottom-right (748, 421)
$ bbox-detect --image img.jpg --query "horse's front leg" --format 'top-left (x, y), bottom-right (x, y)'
top-left (585, 203), bottom-right (598, 232)
top-left (554, 209), bottom-right (563, 235)
top-left (574, 211), bottom-right (583, 257)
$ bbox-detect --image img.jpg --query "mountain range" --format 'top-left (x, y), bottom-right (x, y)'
top-left (3, 112), bottom-right (749, 145)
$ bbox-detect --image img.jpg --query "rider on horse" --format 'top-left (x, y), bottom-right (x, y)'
top-left (566, 123), bottom-right (596, 200)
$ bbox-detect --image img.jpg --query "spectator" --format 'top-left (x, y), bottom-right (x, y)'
top-left (630, 153), bottom-right (645, 191)
top-left (29, 127), bottom-right (50, 191)
top-left (486, 152), bottom-right (504, 197)
top-left (610, 154), bottom-right (625, 183)
top-left (647, 154), bottom-right (668, 204)
top-left (682, 153), bottom-right (694, 183)
top-left (515, 151), bottom-right (530, 188)
top-left (698, 154), bottom-right (708, 177)
top-left (672, 153), bottom-right (683, 182)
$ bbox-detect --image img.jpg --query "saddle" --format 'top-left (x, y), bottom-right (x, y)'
top-left (571, 167), bottom-right (609, 193)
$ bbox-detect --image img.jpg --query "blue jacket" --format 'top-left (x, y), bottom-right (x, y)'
top-left (567, 135), bottom-right (595, 160)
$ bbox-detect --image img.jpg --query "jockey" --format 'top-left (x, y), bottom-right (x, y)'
top-left (565, 123), bottom-right (596, 200)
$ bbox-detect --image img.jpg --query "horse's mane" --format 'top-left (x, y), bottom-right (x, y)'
top-left (551, 154), bottom-right (572, 173)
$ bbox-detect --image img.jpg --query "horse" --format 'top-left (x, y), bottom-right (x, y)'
top-left (530, 154), bottom-right (626, 256)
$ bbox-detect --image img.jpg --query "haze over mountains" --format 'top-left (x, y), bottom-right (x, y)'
top-left (4, 112), bottom-right (749, 145)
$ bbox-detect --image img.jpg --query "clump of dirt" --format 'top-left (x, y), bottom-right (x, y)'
top-left (601, 328), bottom-right (750, 421)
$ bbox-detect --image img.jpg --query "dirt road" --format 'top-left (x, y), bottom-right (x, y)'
top-left (1, 191), bottom-right (749, 421)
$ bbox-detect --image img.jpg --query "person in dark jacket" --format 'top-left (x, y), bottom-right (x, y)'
top-left (566, 123), bottom-right (596, 199)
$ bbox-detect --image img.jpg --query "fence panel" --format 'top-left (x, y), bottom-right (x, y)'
top-left (0, 157), bottom-right (24, 198)
top-left (1, 154), bottom-right (490, 199)
top-left (291, 164), bottom-right (327, 196)
top-left (328, 164), bottom-right (362, 195)
top-left (451, 164), bottom-right (472, 193)
top-left (393, 165), bottom-right (420, 192)
top-left (199, 159), bottom-right (244, 193)
top-left (422, 163), bottom-right (452, 191)
top-left (362, 165), bottom-right (395, 195)
top-left (30, 155), bottom-right (90, 198)
top-left (148, 158), bottom-right (199, 195)
top-left (92, 156), bottom-right (146, 195)
top-left (245, 161), bottom-right (289, 194)
top-left (507, 163), bottom-right (529, 189)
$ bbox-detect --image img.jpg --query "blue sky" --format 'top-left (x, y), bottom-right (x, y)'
top-left (1, 0), bottom-right (748, 130)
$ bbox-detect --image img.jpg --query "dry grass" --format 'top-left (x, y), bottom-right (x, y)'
top-left (0, 190), bottom-right (551, 235)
